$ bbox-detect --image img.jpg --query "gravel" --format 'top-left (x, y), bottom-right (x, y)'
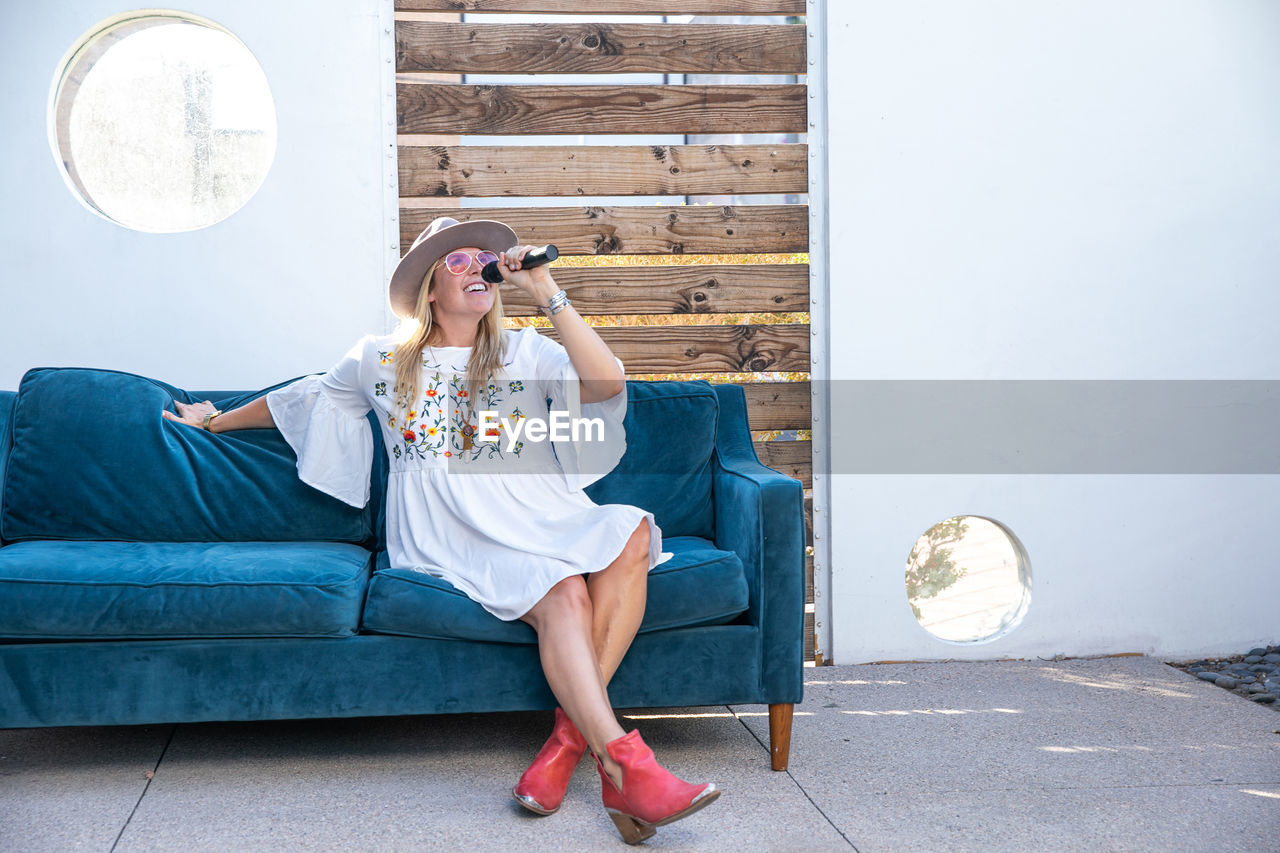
top-left (1169, 644), bottom-right (1280, 711)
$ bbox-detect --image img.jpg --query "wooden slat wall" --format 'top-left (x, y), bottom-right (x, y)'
top-left (395, 3), bottom-right (815, 659)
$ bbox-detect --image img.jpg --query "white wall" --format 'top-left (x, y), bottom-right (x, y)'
top-left (824, 1), bottom-right (1280, 661)
top-left (0, 0), bottom-right (394, 391)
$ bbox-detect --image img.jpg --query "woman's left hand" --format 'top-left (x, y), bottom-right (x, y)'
top-left (496, 245), bottom-right (558, 303)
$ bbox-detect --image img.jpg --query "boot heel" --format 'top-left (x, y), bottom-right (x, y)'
top-left (607, 809), bottom-right (656, 844)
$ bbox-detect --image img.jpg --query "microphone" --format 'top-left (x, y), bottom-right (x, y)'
top-left (480, 244), bottom-right (559, 284)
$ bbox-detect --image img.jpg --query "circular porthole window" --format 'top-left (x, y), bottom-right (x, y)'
top-left (49, 11), bottom-right (277, 233)
top-left (905, 515), bottom-right (1031, 644)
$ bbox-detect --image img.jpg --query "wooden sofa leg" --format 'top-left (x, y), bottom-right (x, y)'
top-left (769, 702), bottom-right (793, 771)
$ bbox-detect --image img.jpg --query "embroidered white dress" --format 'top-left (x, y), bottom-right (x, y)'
top-left (265, 326), bottom-right (665, 621)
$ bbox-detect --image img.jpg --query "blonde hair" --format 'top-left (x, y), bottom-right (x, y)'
top-left (392, 257), bottom-right (507, 422)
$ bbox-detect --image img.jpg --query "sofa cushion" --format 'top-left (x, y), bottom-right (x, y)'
top-left (1, 367), bottom-right (380, 545)
top-left (0, 541), bottom-right (372, 639)
top-left (586, 381), bottom-right (717, 538)
top-left (361, 535), bottom-right (747, 644)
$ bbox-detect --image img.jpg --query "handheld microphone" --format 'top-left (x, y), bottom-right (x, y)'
top-left (480, 244), bottom-right (559, 284)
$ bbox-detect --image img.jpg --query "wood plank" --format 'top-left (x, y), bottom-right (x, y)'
top-left (397, 83), bottom-right (807, 135)
top-left (400, 205), bottom-right (808, 255)
top-left (804, 611), bottom-right (815, 662)
top-left (538, 324), bottom-right (808, 373)
top-left (804, 493), bottom-right (813, 547)
top-left (397, 23), bottom-right (804, 75)
top-left (396, 1), bottom-right (805, 13)
top-left (806, 551), bottom-right (813, 605)
top-left (753, 438), bottom-right (810, 486)
top-left (500, 263), bottom-right (808, 315)
top-left (743, 380), bottom-right (810, 431)
top-left (399, 144), bottom-right (807, 198)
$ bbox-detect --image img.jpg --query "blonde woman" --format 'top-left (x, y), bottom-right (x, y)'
top-left (163, 217), bottom-right (719, 843)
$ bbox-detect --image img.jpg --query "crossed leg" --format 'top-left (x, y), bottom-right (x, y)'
top-left (519, 518), bottom-right (652, 788)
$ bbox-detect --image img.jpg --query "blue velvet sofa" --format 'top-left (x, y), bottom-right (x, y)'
top-left (0, 367), bottom-right (804, 769)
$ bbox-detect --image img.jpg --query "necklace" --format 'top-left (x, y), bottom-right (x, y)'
top-left (428, 344), bottom-right (479, 452)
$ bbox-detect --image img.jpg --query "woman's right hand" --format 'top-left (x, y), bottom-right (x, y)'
top-left (162, 399), bottom-right (218, 429)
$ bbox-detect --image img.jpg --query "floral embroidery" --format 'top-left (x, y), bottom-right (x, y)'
top-left (379, 370), bottom-right (450, 462)
top-left (378, 349), bottom-right (534, 465)
top-left (447, 373), bottom-right (522, 461)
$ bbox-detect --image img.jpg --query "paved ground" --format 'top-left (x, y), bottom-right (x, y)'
top-left (2, 656), bottom-right (1278, 852)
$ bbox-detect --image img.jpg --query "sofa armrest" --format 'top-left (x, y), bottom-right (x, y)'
top-left (0, 391), bottom-right (14, 546)
top-left (711, 384), bottom-right (805, 703)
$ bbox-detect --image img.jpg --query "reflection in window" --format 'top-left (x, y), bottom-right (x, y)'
top-left (50, 12), bottom-right (276, 232)
top-left (906, 516), bottom-right (1031, 643)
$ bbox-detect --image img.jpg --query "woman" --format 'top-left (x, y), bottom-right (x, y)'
top-left (163, 217), bottom-right (719, 843)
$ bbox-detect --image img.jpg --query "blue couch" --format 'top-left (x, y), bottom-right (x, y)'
top-left (0, 367), bottom-right (805, 769)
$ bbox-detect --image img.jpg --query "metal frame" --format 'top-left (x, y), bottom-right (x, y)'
top-left (380, 0), bottom-right (402, 332)
top-left (805, 0), bottom-right (833, 664)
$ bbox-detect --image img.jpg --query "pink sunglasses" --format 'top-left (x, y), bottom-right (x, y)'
top-left (443, 250), bottom-right (498, 275)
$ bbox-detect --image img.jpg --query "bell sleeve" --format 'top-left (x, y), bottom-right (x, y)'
top-left (522, 327), bottom-right (628, 492)
top-left (265, 337), bottom-right (375, 508)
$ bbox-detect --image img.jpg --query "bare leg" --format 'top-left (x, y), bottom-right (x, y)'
top-left (587, 519), bottom-right (653, 684)
top-left (521, 576), bottom-right (627, 787)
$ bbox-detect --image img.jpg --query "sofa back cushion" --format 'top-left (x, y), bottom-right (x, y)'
top-left (1, 368), bottom-right (380, 545)
top-left (585, 381), bottom-right (716, 539)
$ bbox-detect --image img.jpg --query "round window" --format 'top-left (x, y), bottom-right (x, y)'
top-left (905, 515), bottom-right (1031, 643)
top-left (49, 11), bottom-right (277, 233)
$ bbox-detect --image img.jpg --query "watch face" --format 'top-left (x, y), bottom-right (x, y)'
top-left (461, 424), bottom-right (476, 436)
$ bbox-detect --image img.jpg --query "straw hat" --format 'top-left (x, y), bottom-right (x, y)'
top-left (388, 217), bottom-right (518, 318)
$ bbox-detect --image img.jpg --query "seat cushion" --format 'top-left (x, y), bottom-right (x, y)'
top-left (361, 535), bottom-right (748, 644)
top-left (1, 367), bottom-right (383, 545)
top-left (585, 382), bottom-right (717, 538)
top-left (0, 541), bottom-right (373, 639)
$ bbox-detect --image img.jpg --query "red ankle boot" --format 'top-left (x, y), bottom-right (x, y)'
top-left (513, 708), bottom-right (589, 815)
top-left (594, 730), bottom-right (720, 844)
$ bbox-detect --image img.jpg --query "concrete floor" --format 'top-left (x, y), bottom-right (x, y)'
top-left (2, 656), bottom-right (1278, 852)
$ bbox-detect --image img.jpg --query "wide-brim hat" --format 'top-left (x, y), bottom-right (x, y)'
top-left (388, 217), bottom-right (518, 318)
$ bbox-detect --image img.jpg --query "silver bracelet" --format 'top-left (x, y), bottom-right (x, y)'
top-left (541, 289), bottom-right (571, 317)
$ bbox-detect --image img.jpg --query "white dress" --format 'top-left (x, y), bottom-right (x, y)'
top-left (264, 326), bottom-right (667, 621)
